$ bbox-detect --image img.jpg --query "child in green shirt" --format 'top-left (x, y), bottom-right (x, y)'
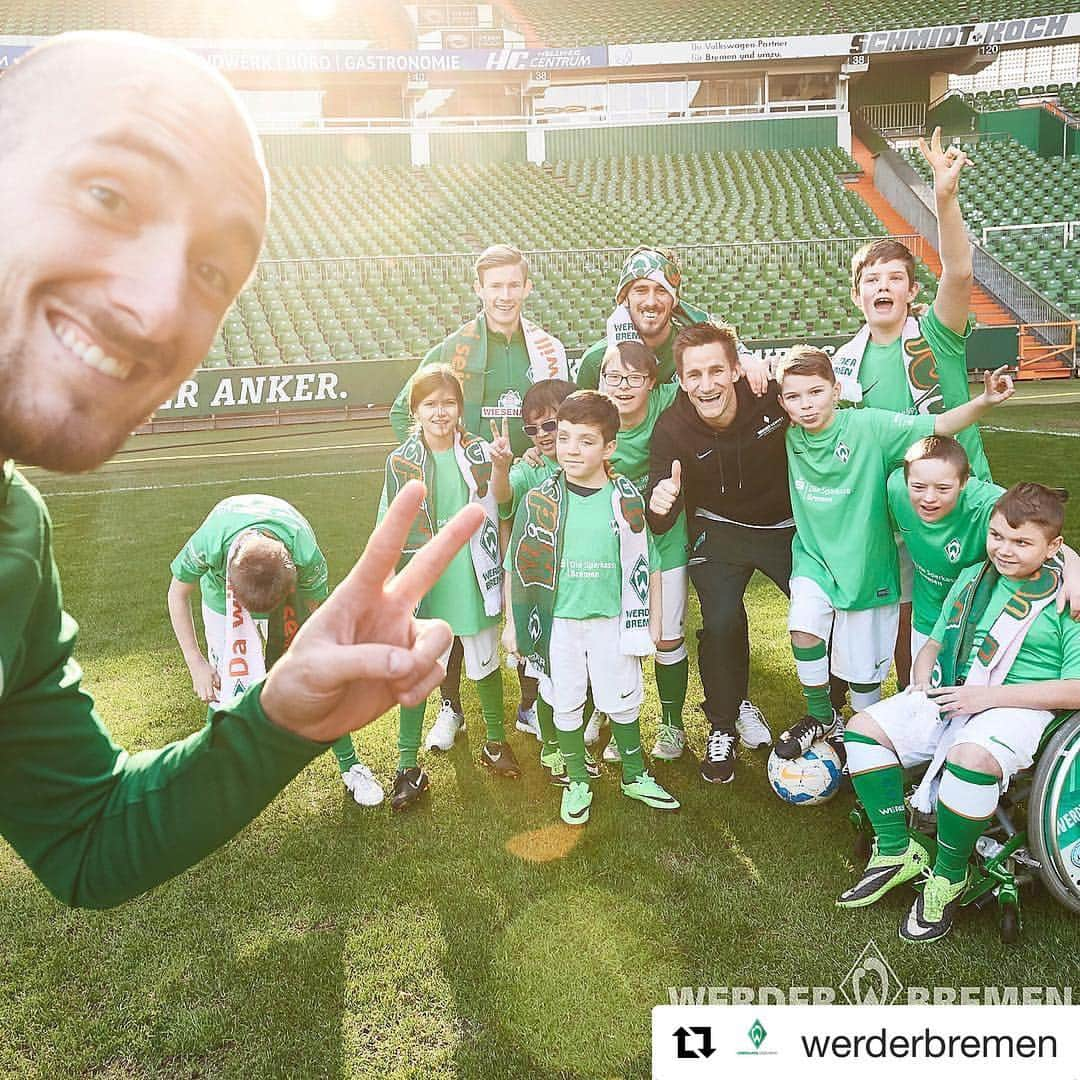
top-left (168, 494), bottom-right (382, 807)
top-left (379, 365), bottom-right (512, 811)
top-left (505, 391), bottom-right (678, 825)
top-left (775, 346), bottom-right (1013, 762)
top-left (840, 484), bottom-right (1080, 942)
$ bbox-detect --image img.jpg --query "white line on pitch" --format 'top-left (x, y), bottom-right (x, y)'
top-left (40, 467), bottom-right (386, 498)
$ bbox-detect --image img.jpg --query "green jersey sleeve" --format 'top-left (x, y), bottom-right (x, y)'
top-left (1, 472), bottom-right (325, 910)
top-left (647, 527), bottom-right (660, 572)
top-left (1059, 616), bottom-right (1080, 679)
top-left (576, 339), bottom-right (606, 389)
top-left (170, 518), bottom-right (216, 584)
top-left (869, 409), bottom-right (937, 471)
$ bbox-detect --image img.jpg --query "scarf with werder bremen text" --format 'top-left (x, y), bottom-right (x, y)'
top-left (438, 313), bottom-right (567, 434)
top-left (832, 315), bottom-right (945, 415)
top-left (508, 471), bottom-right (653, 677)
top-left (910, 559), bottom-right (1062, 811)
top-left (384, 429), bottom-right (503, 616)
top-left (220, 529), bottom-right (284, 705)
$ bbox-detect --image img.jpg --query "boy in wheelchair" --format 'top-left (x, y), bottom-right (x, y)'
top-left (838, 483), bottom-right (1080, 942)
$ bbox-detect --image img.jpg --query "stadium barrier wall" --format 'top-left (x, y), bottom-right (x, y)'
top-left (156, 326), bottom-right (1017, 423)
top-left (543, 116), bottom-right (838, 159)
top-left (260, 132), bottom-right (412, 167)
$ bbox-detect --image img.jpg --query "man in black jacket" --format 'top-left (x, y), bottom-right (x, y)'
top-left (646, 323), bottom-right (793, 784)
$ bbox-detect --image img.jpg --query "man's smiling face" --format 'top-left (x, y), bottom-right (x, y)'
top-left (0, 36), bottom-right (267, 472)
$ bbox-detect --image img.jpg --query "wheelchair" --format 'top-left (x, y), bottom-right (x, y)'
top-left (847, 709), bottom-right (1080, 943)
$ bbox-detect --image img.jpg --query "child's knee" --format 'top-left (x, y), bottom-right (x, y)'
top-left (790, 630), bottom-right (825, 650)
top-left (946, 742), bottom-right (1003, 780)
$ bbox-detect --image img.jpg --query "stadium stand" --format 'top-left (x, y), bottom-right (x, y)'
top-left (902, 136), bottom-right (1080, 315)
top-left (0, 0), bottom-right (412, 43)
top-left (206, 146), bottom-right (946, 366)
top-left (501, 0), bottom-right (1068, 47)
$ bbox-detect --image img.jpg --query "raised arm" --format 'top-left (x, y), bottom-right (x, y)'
top-left (920, 127), bottom-right (974, 335)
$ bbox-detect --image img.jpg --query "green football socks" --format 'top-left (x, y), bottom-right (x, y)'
top-left (398, 702), bottom-right (426, 770)
top-left (846, 730), bottom-right (908, 855)
top-left (935, 761), bottom-right (999, 884)
top-left (610, 719), bottom-right (646, 782)
top-left (476, 668), bottom-right (505, 742)
top-left (331, 735), bottom-right (358, 774)
top-left (654, 649), bottom-right (688, 731)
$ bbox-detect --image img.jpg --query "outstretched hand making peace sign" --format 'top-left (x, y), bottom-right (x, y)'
top-left (260, 481), bottom-right (484, 743)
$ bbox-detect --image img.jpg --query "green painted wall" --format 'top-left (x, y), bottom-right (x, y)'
top-left (261, 133), bottom-right (411, 167)
top-left (926, 94), bottom-right (976, 138)
top-left (545, 117), bottom-right (837, 160)
top-left (976, 107), bottom-right (1071, 159)
top-left (429, 130), bottom-right (528, 165)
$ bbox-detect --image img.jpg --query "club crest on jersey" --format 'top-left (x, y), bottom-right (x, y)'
top-left (945, 538), bottom-right (962, 563)
top-left (483, 388), bottom-right (523, 419)
top-left (834, 441), bottom-right (851, 464)
top-left (630, 554), bottom-right (650, 606)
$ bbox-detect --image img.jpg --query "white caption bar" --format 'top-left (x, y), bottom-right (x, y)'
top-left (653, 1005), bottom-right (1080, 1079)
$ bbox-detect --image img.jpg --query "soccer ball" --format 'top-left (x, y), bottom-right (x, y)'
top-left (767, 741), bottom-right (843, 805)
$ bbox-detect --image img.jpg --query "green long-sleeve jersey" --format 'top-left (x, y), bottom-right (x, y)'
top-left (0, 461), bottom-right (325, 909)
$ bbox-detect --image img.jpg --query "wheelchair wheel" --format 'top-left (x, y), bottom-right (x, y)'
top-left (1028, 711), bottom-right (1080, 915)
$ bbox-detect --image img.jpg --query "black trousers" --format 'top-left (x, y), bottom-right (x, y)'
top-left (688, 521), bottom-right (794, 733)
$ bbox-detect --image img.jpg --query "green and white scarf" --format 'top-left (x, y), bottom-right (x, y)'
top-left (437, 313), bottom-right (567, 434)
top-left (832, 315), bottom-right (946, 415)
top-left (384, 430), bottom-right (503, 616)
top-left (911, 559), bottom-right (1062, 811)
top-left (508, 471), bottom-right (653, 676)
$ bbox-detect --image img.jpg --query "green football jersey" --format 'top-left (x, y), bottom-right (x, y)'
top-left (888, 470), bottom-right (1006, 634)
top-left (420, 450), bottom-right (495, 635)
top-left (499, 454), bottom-right (559, 521)
top-left (612, 381), bottom-right (688, 571)
top-left (787, 408), bottom-right (935, 610)
top-left (390, 325), bottom-right (538, 456)
top-left (171, 495), bottom-right (328, 616)
top-left (576, 326), bottom-right (678, 390)
top-left (855, 306), bottom-right (991, 480)
top-left (932, 564), bottom-right (1080, 684)
top-left (553, 482), bottom-right (660, 619)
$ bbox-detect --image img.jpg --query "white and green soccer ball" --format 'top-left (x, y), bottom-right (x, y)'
top-left (767, 741), bottom-right (843, 806)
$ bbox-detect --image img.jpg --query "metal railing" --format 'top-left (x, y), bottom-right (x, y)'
top-left (255, 235), bottom-right (923, 287)
top-left (255, 99), bottom-right (842, 134)
top-left (981, 221), bottom-right (1080, 248)
top-left (858, 102), bottom-right (926, 137)
top-left (971, 245), bottom-right (1075, 352)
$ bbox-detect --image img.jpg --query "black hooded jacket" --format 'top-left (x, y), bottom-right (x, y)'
top-left (646, 379), bottom-right (792, 541)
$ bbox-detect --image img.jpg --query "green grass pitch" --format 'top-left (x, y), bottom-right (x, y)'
top-left (4, 384), bottom-right (1080, 1078)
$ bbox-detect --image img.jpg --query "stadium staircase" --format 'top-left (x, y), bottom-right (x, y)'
top-left (847, 137), bottom-right (1071, 380)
